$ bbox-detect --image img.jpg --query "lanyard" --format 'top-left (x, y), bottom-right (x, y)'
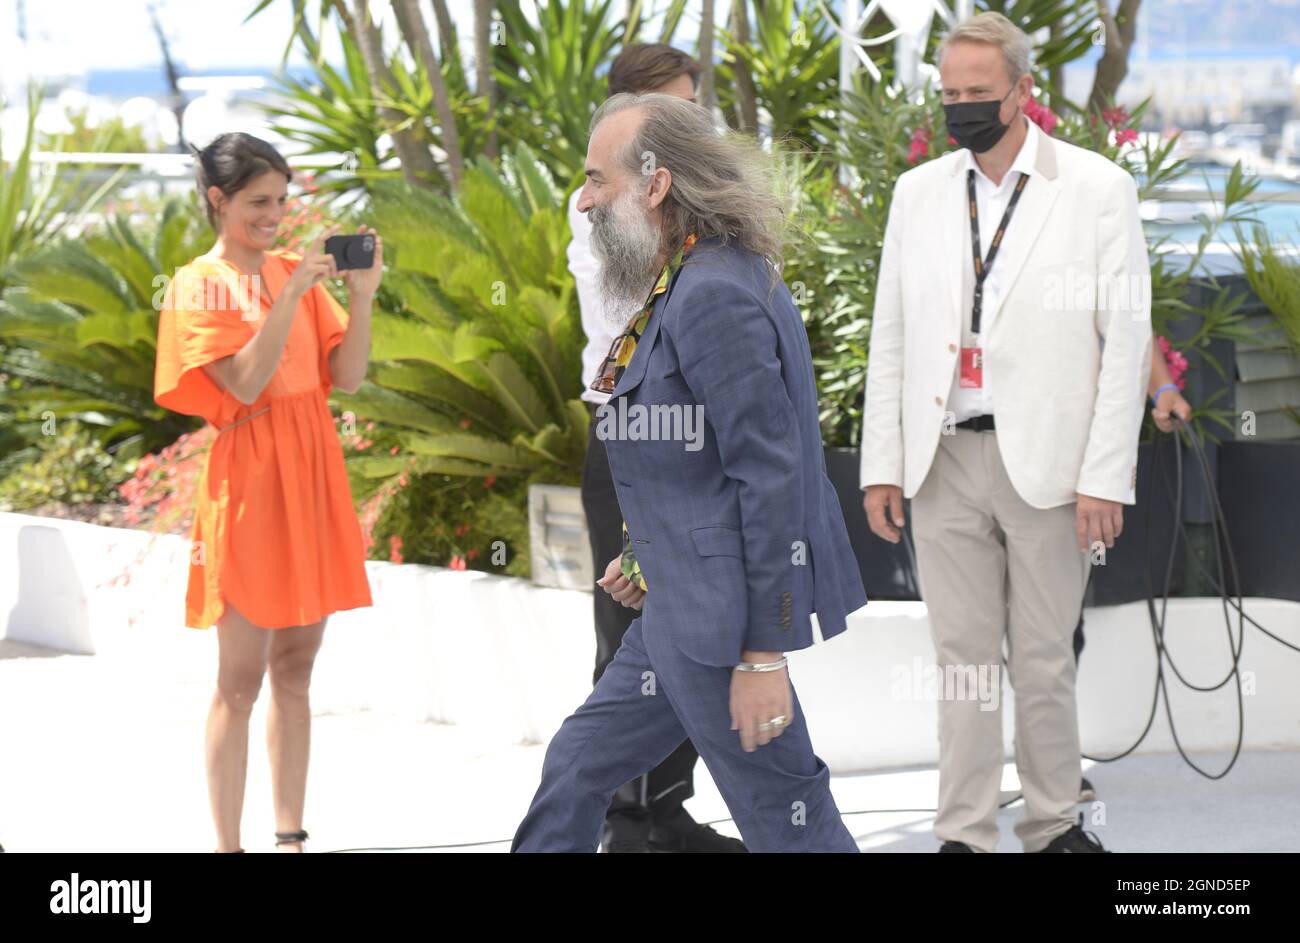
top-left (967, 168), bottom-right (1028, 336)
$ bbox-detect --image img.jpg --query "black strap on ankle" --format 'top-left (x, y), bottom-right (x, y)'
top-left (275, 830), bottom-right (309, 845)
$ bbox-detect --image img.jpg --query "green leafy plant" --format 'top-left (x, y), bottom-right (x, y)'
top-left (716, 0), bottom-right (841, 147)
top-left (0, 85), bottom-right (123, 289)
top-left (367, 472), bottom-right (532, 577)
top-left (0, 198), bottom-right (211, 460)
top-left (795, 81), bottom-right (943, 447)
top-left (1236, 224), bottom-right (1300, 359)
top-left (1236, 223), bottom-right (1300, 428)
top-left (1138, 153), bottom-right (1262, 440)
top-left (260, 21), bottom-right (394, 195)
top-left (0, 420), bottom-right (131, 512)
top-left (491, 0), bottom-right (626, 185)
top-left (334, 143), bottom-right (586, 510)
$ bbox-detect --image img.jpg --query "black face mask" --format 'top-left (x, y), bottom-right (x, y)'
top-left (943, 87), bottom-right (1017, 154)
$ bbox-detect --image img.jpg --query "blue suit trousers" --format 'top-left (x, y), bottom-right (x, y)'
top-left (511, 615), bottom-right (858, 853)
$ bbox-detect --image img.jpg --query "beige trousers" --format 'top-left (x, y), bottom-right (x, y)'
top-left (910, 428), bottom-right (1091, 852)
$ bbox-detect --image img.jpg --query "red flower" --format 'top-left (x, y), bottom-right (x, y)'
top-left (1023, 97), bottom-right (1059, 135)
top-left (1102, 106), bottom-right (1130, 130)
top-left (1157, 335), bottom-right (1189, 390)
top-left (389, 534), bottom-right (404, 564)
top-left (906, 127), bottom-right (931, 165)
top-left (454, 523), bottom-right (470, 538)
top-left (483, 475), bottom-right (497, 488)
top-left (449, 555), bottom-right (467, 571)
top-left (458, 417), bottom-right (471, 430)
top-left (467, 548), bottom-right (479, 560)
top-left (1115, 128), bottom-right (1139, 147)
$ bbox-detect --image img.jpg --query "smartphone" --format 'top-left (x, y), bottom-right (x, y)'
top-left (324, 233), bottom-right (375, 271)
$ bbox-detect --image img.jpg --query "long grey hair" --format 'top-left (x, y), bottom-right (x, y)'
top-left (589, 93), bottom-right (787, 276)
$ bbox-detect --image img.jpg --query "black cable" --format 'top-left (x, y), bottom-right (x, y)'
top-left (1080, 419), bottom-right (1268, 780)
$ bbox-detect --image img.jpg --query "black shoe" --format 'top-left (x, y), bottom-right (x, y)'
top-left (1035, 814), bottom-right (1110, 853)
top-left (939, 840), bottom-right (975, 853)
top-left (1079, 776), bottom-right (1096, 802)
top-left (600, 810), bottom-right (652, 853)
top-left (600, 838), bottom-right (658, 853)
top-left (650, 821), bottom-right (748, 853)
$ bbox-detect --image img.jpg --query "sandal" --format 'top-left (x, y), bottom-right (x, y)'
top-left (275, 829), bottom-right (309, 851)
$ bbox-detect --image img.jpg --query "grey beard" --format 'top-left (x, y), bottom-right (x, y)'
top-left (590, 191), bottom-right (662, 328)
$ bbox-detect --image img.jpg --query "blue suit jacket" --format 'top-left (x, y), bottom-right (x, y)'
top-left (600, 238), bottom-right (868, 667)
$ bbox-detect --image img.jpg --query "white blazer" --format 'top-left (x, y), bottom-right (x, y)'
top-left (859, 123), bottom-right (1152, 509)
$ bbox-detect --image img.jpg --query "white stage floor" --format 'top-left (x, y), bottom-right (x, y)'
top-left (2, 638), bottom-right (1296, 853)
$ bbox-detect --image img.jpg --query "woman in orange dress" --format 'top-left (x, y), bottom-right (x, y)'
top-left (154, 132), bottom-right (379, 853)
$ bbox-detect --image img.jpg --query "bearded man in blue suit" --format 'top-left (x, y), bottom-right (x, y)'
top-left (511, 93), bottom-right (868, 853)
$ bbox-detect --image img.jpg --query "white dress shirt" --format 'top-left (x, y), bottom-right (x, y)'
top-left (567, 190), bottom-right (619, 405)
top-left (946, 115), bottom-right (1039, 423)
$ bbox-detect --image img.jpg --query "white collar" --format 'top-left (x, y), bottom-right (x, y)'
top-left (963, 115), bottom-right (1037, 189)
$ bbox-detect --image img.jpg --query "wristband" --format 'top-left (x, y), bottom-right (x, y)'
top-left (1151, 383), bottom-right (1179, 407)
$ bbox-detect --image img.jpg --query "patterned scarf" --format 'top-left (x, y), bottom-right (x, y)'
top-left (589, 233), bottom-right (698, 396)
top-left (592, 234), bottom-right (698, 593)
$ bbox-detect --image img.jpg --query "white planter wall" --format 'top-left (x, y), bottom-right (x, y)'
top-left (2, 511), bottom-right (1297, 774)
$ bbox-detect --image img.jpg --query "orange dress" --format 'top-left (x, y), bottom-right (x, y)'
top-left (154, 249), bottom-right (373, 629)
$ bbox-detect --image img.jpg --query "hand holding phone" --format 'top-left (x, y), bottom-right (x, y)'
top-left (325, 233), bottom-right (376, 270)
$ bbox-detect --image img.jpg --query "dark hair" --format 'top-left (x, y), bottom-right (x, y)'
top-left (608, 43), bottom-right (700, 96)
top-left (191, 132), bottom-right (292, 230)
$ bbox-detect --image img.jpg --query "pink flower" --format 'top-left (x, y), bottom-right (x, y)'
top-left (1157, 335), bottom-right (1189, 390)
top-left (1024, 97), bottom-right (1059, 135)
top-left (389, 534), bottom-right (404, 564)
top-left (1115, 128), bottom-right (1139, 147)
top-left (906, 127), bottom-right (930, 165)
top-left (449, 555), bottom-right (467, 571)
top-left (1102, 106), bottom-right (1130, 130)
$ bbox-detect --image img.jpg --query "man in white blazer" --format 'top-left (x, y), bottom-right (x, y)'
top-left (860, 12), bottom-right (1151, 853)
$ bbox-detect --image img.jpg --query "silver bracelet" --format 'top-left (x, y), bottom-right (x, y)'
top-left (735, 657), bottom-right (788, 673)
